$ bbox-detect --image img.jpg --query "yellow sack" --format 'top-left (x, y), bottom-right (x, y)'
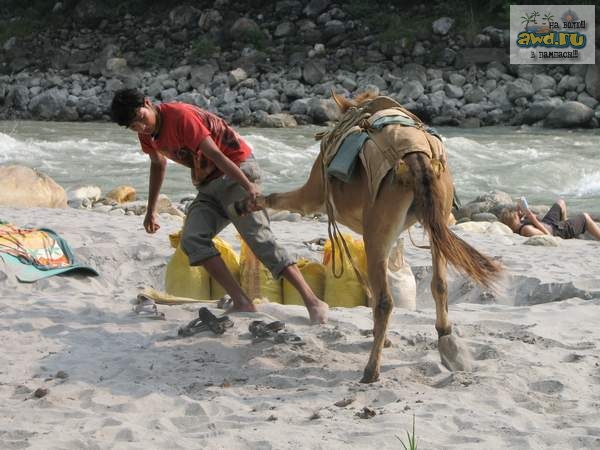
top-left (210, 237), bottom-right (240, 300)
top-left (165, 246), bottom-right (211, 300)
top-left (239, 237), bottom-right (282, 303)
top-left (166, 231), bottom-right (240, 300)
top-left (282, 258), bottom-right (325, 306)
top-left (323, 234), bottom-right (368, 307)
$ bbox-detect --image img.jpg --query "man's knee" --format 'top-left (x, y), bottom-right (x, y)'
top-left (180, 230), bottom-right (217, 264)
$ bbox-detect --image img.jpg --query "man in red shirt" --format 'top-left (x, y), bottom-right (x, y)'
top-left (111, 89), bottom-right (328, 323)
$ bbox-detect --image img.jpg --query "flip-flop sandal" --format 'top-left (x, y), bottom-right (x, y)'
top-left (198, 307), bottom-right (234, 334)
top-left (178, 307), bottom-right (234, 337)
top-left (273, 332), bottom-right (305, 346)
top-left (216, 295), bottom-right (233, 310)
top-left (132, 298), bottom-right (166, 320)
top-left (249, 320), bottom-right (286, 338)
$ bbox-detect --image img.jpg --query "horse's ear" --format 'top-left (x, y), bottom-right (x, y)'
top-left (331, 89), bottom-right (352, 112)
top-left (331, 89), bottom-right (344, 109)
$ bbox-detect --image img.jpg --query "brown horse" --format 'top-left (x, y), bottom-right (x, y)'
top-left (252, 92), bottom-right (502, 383)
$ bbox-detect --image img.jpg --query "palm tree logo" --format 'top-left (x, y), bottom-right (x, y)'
top-left (521, 13), bottom-right (534, 31)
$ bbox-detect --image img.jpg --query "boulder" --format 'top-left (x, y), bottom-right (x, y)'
top-left (584, 51), bottom-right (600, 100)
top-left (105, 185), bottom-right (137, 204)
top-left (543, 101), bottom-right (593, 128)
top-left (258, 113), bottom-right (298, 128)
top-left (0, 165), bottom-right (67, 208)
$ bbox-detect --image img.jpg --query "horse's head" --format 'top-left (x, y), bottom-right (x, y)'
top-left (331, 90), bottom-right (378, 113)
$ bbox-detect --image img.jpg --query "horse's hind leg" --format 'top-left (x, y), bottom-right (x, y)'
top-left (360, 237), bottom-right (393, 383)
top-left (360, 191), bottom-right (411, 383)
top-left (431, 245), bottom-right (472, 372)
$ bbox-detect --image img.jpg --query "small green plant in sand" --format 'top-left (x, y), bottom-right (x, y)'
top-left (397, 414), bottom-right (418, 450)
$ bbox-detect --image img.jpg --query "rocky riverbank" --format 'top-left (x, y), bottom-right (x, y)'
top-left (1, 0), bottom-right (599, 128)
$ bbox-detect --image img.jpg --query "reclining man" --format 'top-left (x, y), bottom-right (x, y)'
top-left (500, 198), bottom-right (600, 240)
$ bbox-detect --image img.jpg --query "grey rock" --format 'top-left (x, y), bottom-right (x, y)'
top-left (190, 64), bottom-right (217, 89)
top-left (432, 17), bottom-right (454, 35)
top-left (29, 88), bottom-right (68, 119)
top-left (307, 98), bottom-right (338, 124)
top-left (464, 86), bottom-right (486, 104)
top-left (556, 75), bottom-right (583, 95)
top-left (168, 5), bottom-right (200, 28)
top-left (258, 113), bottom-right (298, 128)
top-left (544, 101), bottom-right (593, 128)
top-left (282, 80), bottom-right (306, 100)
top-left (506, 79), bottom-right (534, 101)
top-left (444, 84), bottom-right (463, 99)
top-left (303, 0), bottom-right (330, 17)
top-left (398, 80), bottom-right (424, 102)
top-left (160, 88), bottom-right (178, 102)
top-left (302, 60), bottom-right (326, 85)
top-left (584, 51), bottom-right (600, 100)
top-left (228, 68), bottom-right (248, 86)
top-left (522, 100), bottom-right (559, 124)
top-left (175, 92), bottom-right (209, 108)
top-left (448, 73), bottom-right (466, 87)
top-left (577, 92), bottom-right (598, 109)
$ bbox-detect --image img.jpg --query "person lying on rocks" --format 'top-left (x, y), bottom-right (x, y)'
top-left (499, 198), bottom-right (600, 240)
top-left (110, 88), bottom-right (328, 323)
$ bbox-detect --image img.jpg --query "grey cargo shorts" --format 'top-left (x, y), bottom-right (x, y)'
top-left (180, 157), bottom-right (293, 278)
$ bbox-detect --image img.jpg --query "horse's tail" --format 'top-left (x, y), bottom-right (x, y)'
top-left (405, 152), bottom-right (501, 288)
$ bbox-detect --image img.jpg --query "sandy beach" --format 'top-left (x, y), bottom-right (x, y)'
top-left (1, 206), bottom-right (599, 449)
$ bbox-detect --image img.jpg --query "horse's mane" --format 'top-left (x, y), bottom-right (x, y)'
top-left (331, 91), bottom-right (378, 113)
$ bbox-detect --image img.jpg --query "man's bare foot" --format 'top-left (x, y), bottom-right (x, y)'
top-left (226, 300), bottom-right (258, 314)
top-left (307, 299), bottom-right (329, 324)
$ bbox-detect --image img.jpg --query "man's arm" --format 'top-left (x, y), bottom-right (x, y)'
top-left (198, 137), bottom-right (259, 201)
top-left (144, 151), bottom-right (167, 233)
top-left (521, 210), bottom-right (550, 236)
top-left (518, 224), bottom-right (545, 237)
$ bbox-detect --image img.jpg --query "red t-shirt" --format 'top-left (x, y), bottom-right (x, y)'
top-left (139, 102), bottom-right (252, 186)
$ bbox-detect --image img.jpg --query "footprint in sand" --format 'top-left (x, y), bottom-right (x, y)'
top-left (114, 428), bottom-right (135, 442)
top-left (472, 344), bottom-right (501, 361)
top-left (563, 353), bottom-right (585, 363)
top-left (528, 379), bottom-right (564, 394)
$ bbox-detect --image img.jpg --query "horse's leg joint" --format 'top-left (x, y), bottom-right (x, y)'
top-left (436, 325), bottom-right (452, 338)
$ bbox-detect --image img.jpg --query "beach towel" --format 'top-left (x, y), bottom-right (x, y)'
top-left (137, 287), bottom-right (216, 305)
top-left (0, 222), bottom-right (98, 282)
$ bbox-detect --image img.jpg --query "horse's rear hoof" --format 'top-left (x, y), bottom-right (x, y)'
top-left (360, 370), bottom-right (380, 384)
top-left (438, 334), bottom-right (473, 372)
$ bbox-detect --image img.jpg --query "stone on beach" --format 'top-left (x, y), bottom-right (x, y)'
top-left (0, 165), bottom-right (67, 208)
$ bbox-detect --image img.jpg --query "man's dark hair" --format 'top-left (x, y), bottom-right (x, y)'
top-left (110, 88), bottom-right (145, 126)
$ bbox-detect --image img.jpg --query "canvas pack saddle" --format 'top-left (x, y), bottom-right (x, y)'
top-left (319, 96), bottom-right (448, 202)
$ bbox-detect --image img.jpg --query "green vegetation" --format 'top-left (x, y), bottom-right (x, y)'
top-left (397, 415), bottom-right (418, 450)
top-left (346, 0), bottom-right (512, 43)
top-left (239, 28), bottom-right (266, 50)
top-left (140, 47), bottom-right (171, 68)
top-left (0, 18), bottom-right (35, 44)
top-left (191, 37), bottom-right (218, 59)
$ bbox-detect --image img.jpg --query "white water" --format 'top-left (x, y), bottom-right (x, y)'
top-left (1, 121), bottom-right (599, 215)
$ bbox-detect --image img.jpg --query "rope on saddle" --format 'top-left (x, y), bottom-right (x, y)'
top-left (317, 106), bottom-right (372, 299)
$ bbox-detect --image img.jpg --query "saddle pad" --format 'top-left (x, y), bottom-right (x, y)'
top-left (326, 131), bottom-right (369, 183)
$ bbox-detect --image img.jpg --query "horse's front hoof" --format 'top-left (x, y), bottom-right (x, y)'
top-left (438, 334), bottom-right (473, 372)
